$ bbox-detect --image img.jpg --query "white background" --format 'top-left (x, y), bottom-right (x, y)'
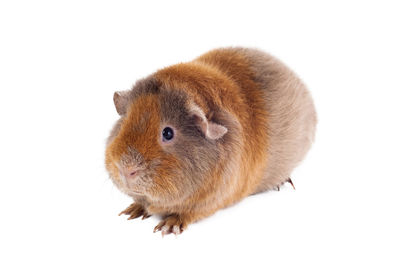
top-left (1, 1), bottom-right (399, 266)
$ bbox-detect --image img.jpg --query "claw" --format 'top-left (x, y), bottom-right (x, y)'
top-left (154, 215), bottom-right (186, 236)
top-left (118, 208), bottom-right (129, 216)
top-left (127, 211), bottom-right (143, 220)
top-left (161, 225), bottom-right (172, 237)
top-left (119, 203), bottom-right (147, 221)
top-left (154, 221), bottom-right (165, 233)
top-left (172, 225), bottom-right (182, 235)
top-left (118, 203), bottom-right (138, 216)
top-left (287, 177), bottom-right (296, 190)
top-left (142, 212), bottom-right (151, 220)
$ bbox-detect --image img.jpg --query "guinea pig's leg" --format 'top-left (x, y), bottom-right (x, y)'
top-left (119, 202), bottom-right (151, 220)
top-left (153, 214), bottom-right (191, 236)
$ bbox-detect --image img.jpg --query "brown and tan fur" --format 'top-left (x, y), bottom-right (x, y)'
top-left (105, 47), bottom-right (317, 235)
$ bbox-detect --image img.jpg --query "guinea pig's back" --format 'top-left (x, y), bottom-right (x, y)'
top-left (240, 48), bottom-right (317, 192)
top-left (196, 47), bottom-right (316, 195)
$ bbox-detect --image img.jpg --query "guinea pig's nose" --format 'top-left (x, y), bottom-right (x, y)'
top-left (121, 166), bottom-right (139, 180)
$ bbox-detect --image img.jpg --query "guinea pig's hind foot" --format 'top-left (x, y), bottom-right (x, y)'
top-left (153, 214), bottom-right (187, 236)
top-left (287, 177), bottom-right (296, 190)
top-left (273, 178), bottom-right (296, 191)
top-left (119, 202), bottom-right (151, 220)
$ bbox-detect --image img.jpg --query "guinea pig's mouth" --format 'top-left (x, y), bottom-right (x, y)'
top-left (114, 170), bottom-right (148, 196)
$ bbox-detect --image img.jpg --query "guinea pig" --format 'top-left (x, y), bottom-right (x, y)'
top-left (105, 47), bottom-right (317, 236)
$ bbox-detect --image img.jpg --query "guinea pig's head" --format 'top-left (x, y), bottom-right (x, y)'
top-left (105, 77), bottom-right (228, 205)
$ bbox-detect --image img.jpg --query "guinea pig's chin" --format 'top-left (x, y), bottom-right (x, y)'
top-left (119, 184), bottom-right (145, 197)
top-left (110, 176), bottom-right (145, 197)
top-left (125, 189), bottom-right (145, 198)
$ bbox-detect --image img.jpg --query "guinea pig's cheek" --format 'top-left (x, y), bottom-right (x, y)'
top-left (108, 168), bottom-right (130, 194)
top-left (106, 163), bottom-right (120, 184)
top-left (111, 173), bottom-right (125, 190)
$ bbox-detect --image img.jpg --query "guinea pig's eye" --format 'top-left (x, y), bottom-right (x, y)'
top-left (162, 127), bottom-right (174, 142)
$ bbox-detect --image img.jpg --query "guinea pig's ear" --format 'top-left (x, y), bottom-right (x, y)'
top-left (189, 103), bottom-right (228, 140)
top-left (113, 90), bottom-right (131, 115)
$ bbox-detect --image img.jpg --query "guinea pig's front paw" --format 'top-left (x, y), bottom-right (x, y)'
top-left (153, 214), bottom-right (188, 236)
top-left (119, 202), bottom-right (151, 220)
